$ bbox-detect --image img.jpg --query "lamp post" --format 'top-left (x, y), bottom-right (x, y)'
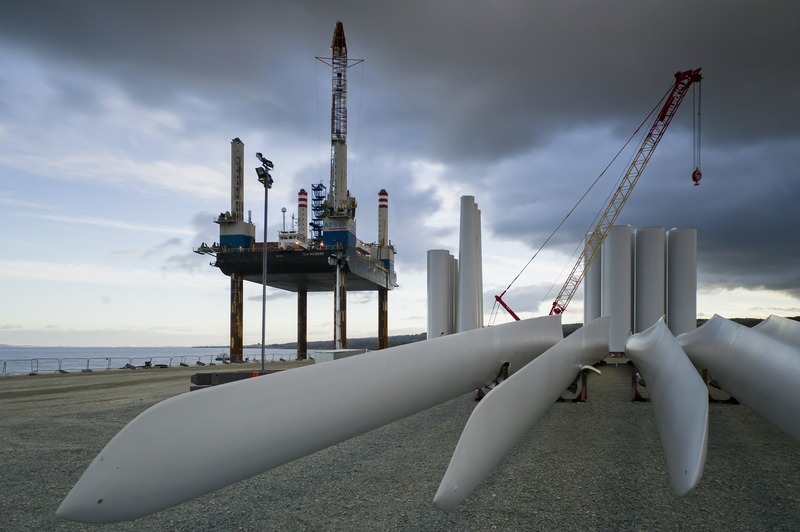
top-left (255, 153), bottom-right (274, 371)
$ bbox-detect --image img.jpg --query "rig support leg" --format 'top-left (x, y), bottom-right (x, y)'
top-left (230, 273), bottom-right (244, 363)
top-left (378, 288), bottom-right (388, 350)
top-left (297, 291), bottom-right (308, 360)
top-left (334, 269), bottom-right (347, 349)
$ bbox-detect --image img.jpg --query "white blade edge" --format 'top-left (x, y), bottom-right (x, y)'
top-left (57, 315), bottom-right (563, 523)
top-left (753, 314), bottom-right (800, 347)
top-left (624, 317), bottom-right (708, 497)
top-left (677, 314), bottom-right (800, 443)
top-left (433, 316), bottom-right (609, 511)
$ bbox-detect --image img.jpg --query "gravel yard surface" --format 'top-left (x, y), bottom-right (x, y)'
top-left (1, 361), bottom-right (799, 531)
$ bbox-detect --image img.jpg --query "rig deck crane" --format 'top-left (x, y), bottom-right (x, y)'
top-left (495, 68), bottom-right (702, 320)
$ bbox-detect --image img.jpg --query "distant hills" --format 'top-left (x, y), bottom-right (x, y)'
top-left (697, 316), bottom-right (800, 328)
top-left (265, 324), bottom-right (586, 350)
top-left (263, 333), bottom-right (427, 351)
top-left (6, 317), bottom-right (798, 351)
top-left (261, 317), bottom-right (800, 350)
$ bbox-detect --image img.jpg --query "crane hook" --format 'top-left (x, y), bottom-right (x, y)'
top-left (692, 168), bottom-right (702, 186)
top-left (692, 78), bottom-right (702, 186)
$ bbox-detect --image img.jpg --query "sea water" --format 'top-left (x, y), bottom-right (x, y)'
top-left (0, 346), bottom-right (304, 375)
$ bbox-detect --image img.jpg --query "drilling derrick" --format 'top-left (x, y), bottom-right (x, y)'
top-left (317, 22), bottom-right (362, 248)
top-left (330, 22), bottom-right (349, 215)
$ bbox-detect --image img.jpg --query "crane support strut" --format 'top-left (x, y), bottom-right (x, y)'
top-left (494, 293), bottom-right (521, 322)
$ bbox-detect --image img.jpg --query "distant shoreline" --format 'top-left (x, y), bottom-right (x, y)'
top-left (5, 318), bottom-right (796, 349)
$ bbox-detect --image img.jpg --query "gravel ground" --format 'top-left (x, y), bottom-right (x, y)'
top-left (1, 361), bottom-right (799, 531)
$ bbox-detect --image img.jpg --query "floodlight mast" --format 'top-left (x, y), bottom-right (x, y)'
top-left (256, 156), bottom-right (274, 371)
top-left (256, 153), bottom-right (274, 169)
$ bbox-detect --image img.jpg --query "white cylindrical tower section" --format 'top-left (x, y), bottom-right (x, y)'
top-left (450, 255), bottom-right (459, 334)
top-left (378, 190), bottom-right (388, 247)
top-left (601, 225), bottom-right (632, 353)
top-left (475, 206), bottom-right (484, 322)
top-left (635, 227), bottom-right (666, 333)
top-left (583, 232), bottom-right (602, 325)
top-left (457, 196), bottom-right (483, 332)
top-left (631, 230), bottom-right (636, 331)
top-left (333, 141), bottom-right (347, 212)
top-left (428, 250), bottom-right (454, 339)
top-left (667, 228), bottom-right (697, 336)
top-left (297, 189), bottom-right (308, 241)
top-left (231, 138), bottom-right (244, 221)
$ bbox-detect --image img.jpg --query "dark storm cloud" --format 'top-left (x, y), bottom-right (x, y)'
top-left (8, 1), bottom-right (798, 153)
top-left (485, 282), bottom-right (557, 320)
top-left (342, 1), bottom-right (800, 160)
top-left (141, 237), bottom-right (183, 259)
top-left (0, 1), bottom-right (322, 140)
top-left (3, 0), bottom-right (799, 300)
top-left (164, 212), bottom-right (219, 272)
top-left (348, 156), bottom-right (441, 273)
top-left (247, 291), bottom-right (293, 302)
top-left (609, 139), bottom-right (800, 297)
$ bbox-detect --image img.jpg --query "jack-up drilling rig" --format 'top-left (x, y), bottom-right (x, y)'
top-left (196, 22), bottom-right (396, 357)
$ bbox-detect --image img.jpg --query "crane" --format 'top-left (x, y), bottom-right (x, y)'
top-left (495, 68), bottom-right (702, 320)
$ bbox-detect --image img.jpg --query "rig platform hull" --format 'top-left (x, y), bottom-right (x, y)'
top-left (215, 248), bottom-right (395, 292)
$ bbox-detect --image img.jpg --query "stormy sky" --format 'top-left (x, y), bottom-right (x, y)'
top-left (1, 1), bottom-right (798, 346)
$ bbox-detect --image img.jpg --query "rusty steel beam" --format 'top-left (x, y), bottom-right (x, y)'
top-left (230, 273), bottom-right (244, 362)
top-left (337, 270), bottom-right (347, 349)
top-left (297, 291), bottom-right (308, 360)
top-left (378, 288), bottom-right (388, 349)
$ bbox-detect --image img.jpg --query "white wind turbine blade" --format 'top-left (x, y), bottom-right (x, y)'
top-left (753, 314), bottom-right (800, 347)
top-left (678, 314), bottom-right (800, 443)
top-left (433, 316), bottom-right (609, 511)
top-left (625, 317), bottom-right (708, 497)
top-left (58, 315), bottom-right (563, 523)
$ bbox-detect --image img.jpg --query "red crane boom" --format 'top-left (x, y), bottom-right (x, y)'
top-left (549, 68), bottom-right (702, 316)
top-left (495, 69), bottom-right (702, 320)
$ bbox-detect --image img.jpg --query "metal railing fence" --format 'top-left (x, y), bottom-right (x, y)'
top-left (1, 352), bottom-right (312, 376)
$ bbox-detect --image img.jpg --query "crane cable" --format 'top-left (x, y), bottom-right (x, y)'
top-left (347, 38), bottom-right (366, 189)
top-left (693, 80), bottom-right (702, 174)
top-left (490, 86), bottom-right (673, 325)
